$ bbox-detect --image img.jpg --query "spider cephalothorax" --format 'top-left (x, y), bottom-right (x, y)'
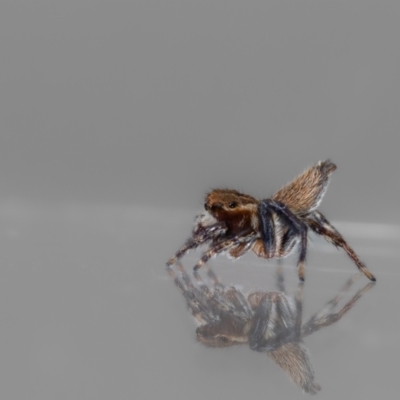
top-left (204, 189), bottom-right (259, 236)
top-left (166, 160), bottom-right (376, 281)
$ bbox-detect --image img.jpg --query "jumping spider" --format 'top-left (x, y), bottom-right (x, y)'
top-left (167, 160), bottom-right (376, 282)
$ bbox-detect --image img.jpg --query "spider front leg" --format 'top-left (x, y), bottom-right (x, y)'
top-left (166, 221), bottom-right (227, 267)
top-left (306, 211), bottom-right (376, 281)
top-left (193, 230), bottom-right (256, 271)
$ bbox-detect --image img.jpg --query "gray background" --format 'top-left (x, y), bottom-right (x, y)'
top-left (0, 1), bottom-right (399, 399)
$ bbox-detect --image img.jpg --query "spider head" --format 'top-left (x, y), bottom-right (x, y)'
top-left (204, 189), bottom-right (259, 233)
top-left (204, 189), bottom-right (258, 215)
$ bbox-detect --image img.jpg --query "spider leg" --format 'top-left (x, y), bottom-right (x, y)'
top-left (166, 222), bottom-right (227, 266)
top-left (248, 298), bottom-right (274, 351)
top-left (301, 278), bottom-right (375, 337)
top-left (166, 262), bottom-right (207, 323)
top-left (178, 262), bottom-right (224, 325)
top-left (223, 287), bottom-right (254, 319)
top-left (261, 200), bottom-right (308, 281)
top-left (301, 275), bottom-right (359, 337)
top-left (310, 273), bottom-right (360, 319)
top-left (306, 211), bottom-right (376, 281)
top-left (166, 261), bottom-right (194, 294)
top-left (249, 292), bottom-right (300, 351)
top-left (193, 230), bottom-right (256, 271)
top-left (297, 229), bottom-right (307, 282)
top-left (258, 201), bottom-right (276, 257)
top-left (275, 263), bottom-right (286, 293)
top-left (195, 265), bottom-right (252, 319)
top-left (176, 262), bottom-right (199, 293)
top-left (228, 241), bottom-right (254, 258)
top-left (194, 264), bottom-right (225, 293)
top-left (193, 266), bottom-right (217, 298)
top-left (205, 265), bottom-right (222, 287)
top-left (294, 281), bottom-right (304, 337)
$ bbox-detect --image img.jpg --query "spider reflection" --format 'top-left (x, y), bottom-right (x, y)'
top-left (166, 263), bottom-right (374, 394)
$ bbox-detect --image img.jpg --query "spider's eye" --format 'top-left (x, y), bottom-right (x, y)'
top-left (228, 201), bottom-right (237, 209)
top-left (219, 336), bottom-right (229, 344)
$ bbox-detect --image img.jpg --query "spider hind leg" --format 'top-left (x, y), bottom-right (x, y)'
top-left (306, 211), bottom-right (376, 281)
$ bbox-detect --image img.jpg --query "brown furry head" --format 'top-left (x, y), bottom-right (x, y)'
top-left (204, 189), bottom-right (259, 234)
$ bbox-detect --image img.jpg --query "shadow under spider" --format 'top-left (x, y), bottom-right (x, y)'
top-left (166, 262), bottom-right (375, 395)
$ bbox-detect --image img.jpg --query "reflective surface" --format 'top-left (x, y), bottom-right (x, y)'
top-left (1, 205), bottom-right (398, 399)
top-left (2, 1), bottom-right (400, 399)
top-left (167, 262), bottom-right (374, 395)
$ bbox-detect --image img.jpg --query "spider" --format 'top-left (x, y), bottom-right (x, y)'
top-left (166, 160), bottom-right (376, 282)
top-left (166, 262), bottom-right (374, 394)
